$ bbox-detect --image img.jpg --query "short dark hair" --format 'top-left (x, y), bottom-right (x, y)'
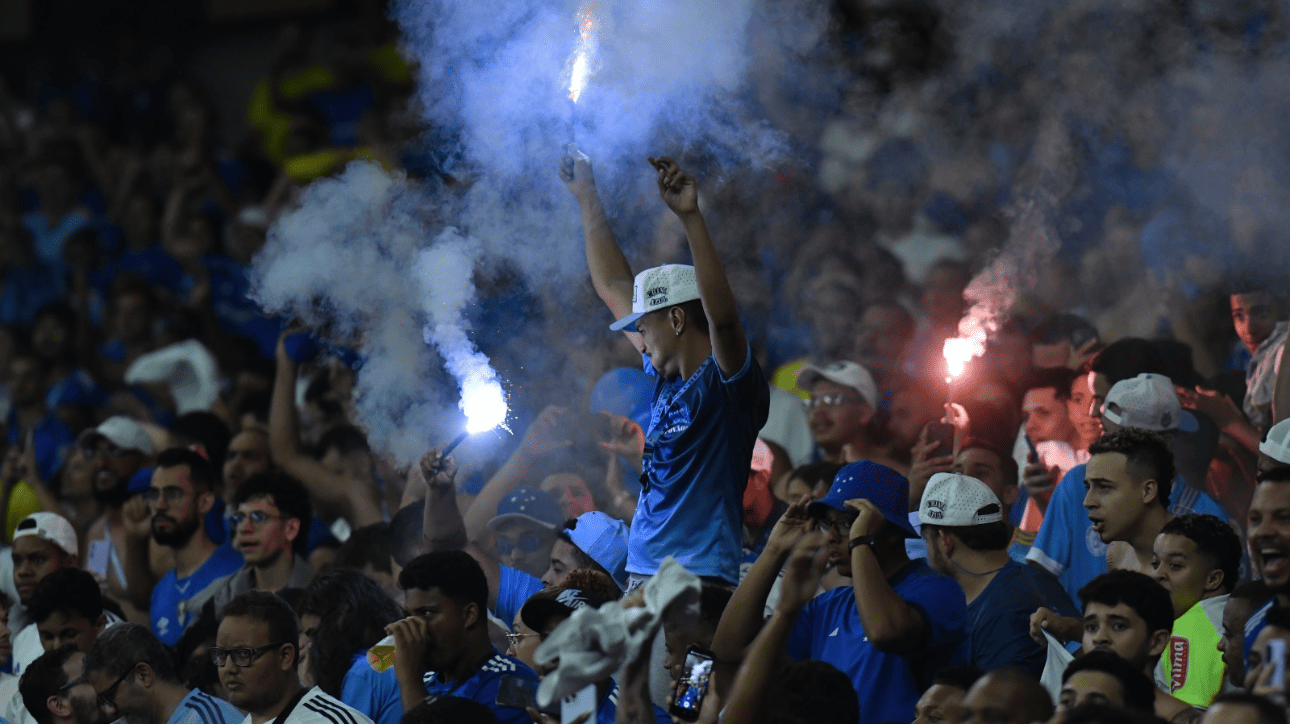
top-left (1058, 703), bottom-right (1144, 724)
top-left (1061, 650), bottom-right (1155, 713)
top-left (398, 551), bottom-right (488, 612)
top-left (1210, 692), bottom-right (1289, 724)
top-left (931, 665), bottom-right (983, 691)
top-left (1089, 428), bottom-right (1175, 509)
top-left (769, 660), bottom-right (859, 724)
top-left (556, 520), bottom-right (609, 578)
top-left (21, 645), bottom-right (79, 724)
top-left (1232, 580), bottom-right (1275, 606)
top-left (1078, 570), bottom-right (1174, 637)
top-left (973, 668), bottom-right (1052, 722)
top-left (675, 299), bottom-right (709, 336)
top-left (1159, 514), bottom-right (1242, 595)
top-left (389, 503), bottom-right (426, 567)
top-left (233, 471), bottom-right (312, 554)
top-left (85, 624), bottom-right (177, 684)
top-left (28, 568), bottom-right (102, 624)
top-left (220, 591), bottom-right (300, 663)
top-left (316, 425), bottom-right (370, 457)
top-left (155, 447), bottom-right (219, 494)
top-left (169, 412), bottom-right (232, 471)
top-left (959, 439), bottom-right (1019, 490)
top-left (923, 519), bottom-right (1012, 552)
top-left (1089, 338), bottom-right (1158, 385)
top-left (787, 462), bottom-right (843, 492)
top-left (402, 697), bottom-right (501, 724)
top-left (1025, 367), bottom-right (1079, 402)
top-left (334, 523), bottom-right (393, 573)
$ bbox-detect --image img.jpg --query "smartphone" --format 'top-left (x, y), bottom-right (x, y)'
top-left (670, 646), bottom-right (715, 722)
top-left (1271, 638), bottom-right (1286, 690)
top-left (495, 675), bottom-right (541, 711)
top-left (925, 422), bottom-right (955, 456)
top-left (561, 684), bottom-right (597, 724)
top-left (1023, 433), bottom-right (1038, 459)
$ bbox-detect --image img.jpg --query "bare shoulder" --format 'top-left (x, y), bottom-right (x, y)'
top-left (1103, 541), bottom-right (1151, 575)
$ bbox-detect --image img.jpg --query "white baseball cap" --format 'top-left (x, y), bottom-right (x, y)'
top-left (609, 265), bottom-right (701, 331)
top-left (78, 416), bottom-right (156, 455)
top-left (919, 472), bottom-right (1003, 527)
top-left (797, 361), bottom-right (879, 409)
top-left (14, 512), bottom-right (78, 557)
top-left (1102, 373), bottom-right (1198, 433)
top-left (1262, 418), bottom-right (1290, 464)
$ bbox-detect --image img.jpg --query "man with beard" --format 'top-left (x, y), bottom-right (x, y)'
top-left (20, 646), bottom-right (104, 724)
top-left (147, 449), bottom-right (242, 646)
top-left (78, 417), bottom-right (156, 619)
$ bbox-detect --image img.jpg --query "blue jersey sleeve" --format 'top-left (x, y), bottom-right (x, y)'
top-left (1028, 466), bottom-right (1086, 576)
top-left (341, 656), bottom-right (403, 724)
top-left (495, 565), bottom-right (545, 629)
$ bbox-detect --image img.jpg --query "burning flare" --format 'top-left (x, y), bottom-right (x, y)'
top-left (461, 374), bottom-right (508, 434)
top-left (942, 324), bottom-right (987, 383)
top-left (568, 3), bottom-right (599, 102)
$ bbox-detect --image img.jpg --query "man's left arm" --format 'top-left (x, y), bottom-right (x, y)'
top-left (845, 499), bottom-right (944, 654)
top-left (650, 157), bottom-right (747, 378)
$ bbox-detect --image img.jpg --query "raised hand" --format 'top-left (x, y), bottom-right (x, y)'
top-left (648, 156), bottom-right (698, 216)
top-left (766, 493), bottom-right (814, 555)
top-left (520, 406), bottom-right (574, 460)
top-left (600, 412), bottom-right (645, 460)
top-left (778, 532), bottom-right (828, 613)
top-left (122, 495), bottom-right (153, 540)
top-left (418, 444), bottom-right (457, 491)
top-left (559, 144), bottom-right (595, 199)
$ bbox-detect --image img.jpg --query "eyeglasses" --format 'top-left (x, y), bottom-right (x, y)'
top-left (504, 632), bottom-right (539, 649)
top-left (817, 517), bottom-right (854, 537)
top-left (228, 511), bottom-right (282, 528)
top-left (209, 642), bottom-right (288, 667)
top-left (143, 486), bottom-right (189, 505)
top-left (803, 393), bottom-right (863, 410)
top-left (495, 533), bottom-right (546, 556)
top-left (95, 663), bottom-right (141, 711)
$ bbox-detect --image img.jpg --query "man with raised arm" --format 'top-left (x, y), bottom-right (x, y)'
top-left (561, 151), bottom-right (769, 586)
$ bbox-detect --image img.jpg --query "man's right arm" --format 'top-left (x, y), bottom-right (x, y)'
top-left (560, 150), bottom-right (643, 351)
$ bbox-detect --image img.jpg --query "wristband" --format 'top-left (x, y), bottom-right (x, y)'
top-left (849, 535), bottom-right (877, 552)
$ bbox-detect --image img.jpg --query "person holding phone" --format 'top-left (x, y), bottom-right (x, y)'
top-left (562, 152), bottom-right (769, 588)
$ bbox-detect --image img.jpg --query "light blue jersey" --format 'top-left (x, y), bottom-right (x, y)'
top-left (165, 689), bottom-right (243, 724)
top-left (1026, 464), bottom-right (1229, 608)
top-left (631, 346), bottom-right (769, 583)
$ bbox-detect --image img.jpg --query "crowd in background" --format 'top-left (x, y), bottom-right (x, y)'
top-left (1, 0), bottom-right (1290, 723)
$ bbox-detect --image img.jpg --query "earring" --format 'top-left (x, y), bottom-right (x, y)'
top-left (675, 329), bottom-right (681, 336)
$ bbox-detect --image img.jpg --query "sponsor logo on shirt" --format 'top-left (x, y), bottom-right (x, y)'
top-left (1169, 636), bottom-right (1189, 691)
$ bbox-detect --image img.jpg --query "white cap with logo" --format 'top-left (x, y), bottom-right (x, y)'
top-left (919, 472), bottom-right (1003, 527)
top-left (1263, 418), bottom-right (1290, 465)
top-left (14, 512), bottom-right (78, 557)
top-left (77, 415), bottom-right (156, 455)
top-left (1102, 373), bottom-right (1198, 433)
top-left (796, 361), bottom-right (879, 409)
top-left (610, 264), bottom-right (702, 332)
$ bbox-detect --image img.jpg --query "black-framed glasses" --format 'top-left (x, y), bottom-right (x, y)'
top-left (227, 511), bottom-right (282, 528)
top-left (143, 486), bottom-right (189, 505)
top-left (95, 663), bottom-right (141, 711)
top-left (803, 393), bottom-right (863, 410)
top-left (81, 444), bottom-right (131, 461)
top-left (816, 517), bottom-right (853, 537)
top-left (209, 642), bottom-right (288, 667)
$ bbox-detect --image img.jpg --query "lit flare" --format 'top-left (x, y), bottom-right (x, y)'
top-left (568, 3), bottom-right (599, 102)
top-left (942, 327), bottom-right (986, 383)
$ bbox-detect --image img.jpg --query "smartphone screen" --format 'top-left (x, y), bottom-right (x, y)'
top-left (670, 647), bottom-right (715, 722)
top-left (495, 675), bottom-right (539, 711)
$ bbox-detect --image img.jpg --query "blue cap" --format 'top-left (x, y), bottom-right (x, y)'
top-left (808, 461), bottom-right (916, 538)
top-left (590, 367), bottom-right (655, 431)
top-left (566, 511), bottom-right (630, 589)
top-left (129, 467), bottom-right (155, 495)
top-left (487, 487), bottom-right (565, 531)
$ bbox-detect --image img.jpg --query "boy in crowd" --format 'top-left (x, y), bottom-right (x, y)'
top-left (563, 152), bottom-right (769, 587)
top-left (1151, 514), bottom-right (1242, 706)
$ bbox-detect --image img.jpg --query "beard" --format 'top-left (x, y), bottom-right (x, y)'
top-left (92, 474), bottom-right (133, 508)
top-left (153, 515), bottom-right (200, 547)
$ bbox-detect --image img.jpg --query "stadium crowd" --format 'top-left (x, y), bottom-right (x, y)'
top-left (2, 0), bottom-right (1290, 723)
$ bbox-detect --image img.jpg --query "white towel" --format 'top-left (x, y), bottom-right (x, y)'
top-left (1039, 630), bottom-right (1075, 704)
top-left (124, 339), bottom-right (221, 414)
top-left (535, 557), bottom-right (701, 708)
